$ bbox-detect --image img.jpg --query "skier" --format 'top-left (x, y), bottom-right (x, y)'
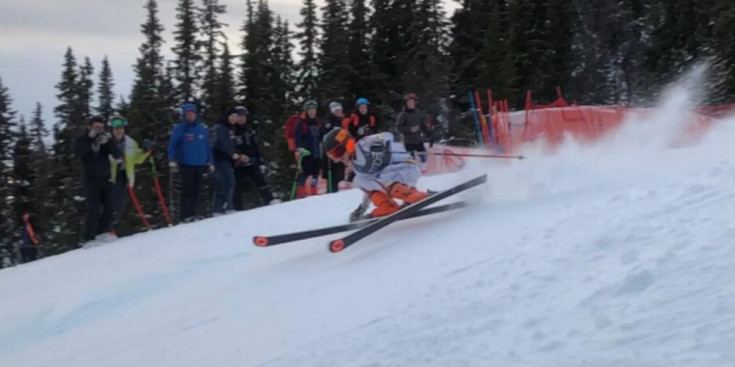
top-left (231, 106), bottom-right (279, 208)
top-left (212, 106), bottom-right (248, 214)
top-left (342, 97), bottom-right (377, 141)
top-left (167, 103), bottom-right (214, 222)
top-left (109, 114), bottom-right (152, 232)
top-left (294, 100), bottom-right (324, 198)
top-left (322, 101), bottom-right (346, 193)
top-left (396, 93), bottom-right (433, 163)
top-left (75, 115), bottom-right (122, 244)
top-left (322, 128), bottom-right (430, 221)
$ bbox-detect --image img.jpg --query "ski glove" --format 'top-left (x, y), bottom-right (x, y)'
top-left (168, 161), bottom-right (179, 173)
top-left (296, 148), bottom-right (311, 158)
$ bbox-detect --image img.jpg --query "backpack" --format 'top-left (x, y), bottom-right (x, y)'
top-left (284, 113), bottom-right (300, 152)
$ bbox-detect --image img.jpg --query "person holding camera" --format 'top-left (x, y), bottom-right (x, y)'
top-left (108, 114), bottom-right (153, 233)
top-left (75, 115), bottom-right (122, 245)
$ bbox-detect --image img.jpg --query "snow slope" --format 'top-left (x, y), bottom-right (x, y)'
top-left (3, 85), bottom-right (735, 367)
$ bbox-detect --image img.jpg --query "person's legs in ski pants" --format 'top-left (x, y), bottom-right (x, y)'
top-left (180, 165), bottom-right (204, 220)
top-left (213, 160), bottom-right (235, 214)
top-left (241, 165), bottom-right (274, 204)
top-left (111, 176), bottom-right (129, 226)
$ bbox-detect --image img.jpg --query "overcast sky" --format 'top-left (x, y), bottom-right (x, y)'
top-left (0, 0), bottom-right (458, 127)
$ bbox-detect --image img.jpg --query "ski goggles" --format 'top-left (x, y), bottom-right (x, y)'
top-left (109, 117), bottom-right (127, 128)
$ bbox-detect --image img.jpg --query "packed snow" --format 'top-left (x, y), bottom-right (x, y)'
top-left (2, 83), bottom-right (735, 367)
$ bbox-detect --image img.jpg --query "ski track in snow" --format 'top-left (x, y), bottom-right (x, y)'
top-left (3, 85), bottom-right (735, 367)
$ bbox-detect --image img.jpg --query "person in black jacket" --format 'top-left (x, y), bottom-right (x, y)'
top-left (231, 106), bottom-right (278, 209)
top-left (75, 116), bottom-right (122, 244)
top-left (322, 101), bottom-right (346, 192)
top-left (342, 97), bottom-right (378, 141)
top-left (212, 107), bottom-right (249, 214)
top-left (396, 93), bottom-right (433, 163)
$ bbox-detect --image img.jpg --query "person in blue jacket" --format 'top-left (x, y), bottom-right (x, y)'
top-left (168, 102), bottom-right (214, 222)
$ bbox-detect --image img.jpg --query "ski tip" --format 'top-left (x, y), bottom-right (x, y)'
top-left (254, 236), bottom-right (269, 247)
top-left (329, 239), bottom-right (346, 253)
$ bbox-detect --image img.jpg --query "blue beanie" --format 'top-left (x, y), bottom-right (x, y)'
top-left (181, 103), bottom-right (198, 114)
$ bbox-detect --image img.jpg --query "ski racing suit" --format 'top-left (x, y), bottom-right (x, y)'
top-left (350, 132), bottom-right (426, 219)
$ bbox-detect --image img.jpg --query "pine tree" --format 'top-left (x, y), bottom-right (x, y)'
top-left (46, 48), bottom-right (86, 252)
top-left (320, 0), bottom-right (351, 101)
top-left (27, 102), bottom-right (52, 251)
top-left (645, 0), bottom-right (716, 92)
top-left (172, 0), bottom-right (202, 102)
top-left (449, 0), bottom-right (489, 93)
top-left (12, 119), bottom-right (34, 231)
top-left (29, 102), bottom-right (49, 153)
top-left (0, 77), bottom-right (17, 263)
top-left (241, 0), bottom-right (272, 110)
top-left (477, 0), bottom-right (517, 100)
top-left (96, 56), bottom-right (115, 120)
top-left (199, 0), bottom-right (227, 121)
top-left (346, 0), bottom-right (375, 101)
top-left (214, 42), bottom-right (235, 116)
top-left (272, 18), bottom-right (295, 112)
top-left (54, 48), bottom-right (82, 134)
top-left (295, 0), bottom-right (320, 102)
top-left (403, 0), bottom-right (451, 102)
top-left (711, 0), bottom-right (735, 100)
top-left (77, 57), bottom-right (95, 121)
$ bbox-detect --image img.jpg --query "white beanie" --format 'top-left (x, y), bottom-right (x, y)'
top-left (329, 101), bottom-right (343, 113)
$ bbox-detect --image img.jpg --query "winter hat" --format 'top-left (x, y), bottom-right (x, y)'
top-left (403, 93), bottom-right (418, 102)
top-left (227, 105), bottom-right (249, 116)
top-left (88, 115), bottom-right (105, 125)
top-left (329, 101), bottom-right (343, 113)
top-left (181, 102), bottom-right (198, 114)
top-left (355, 97), bottom-right (370, 106)
top-left (302, 100), bottom-right (318, 111)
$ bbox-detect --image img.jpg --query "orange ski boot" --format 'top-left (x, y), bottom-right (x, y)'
top-left (388, 183), bottom-right (429, 204)
top-left (369, 191), bottom-right (400, 217)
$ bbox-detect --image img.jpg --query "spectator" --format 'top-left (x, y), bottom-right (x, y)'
top-left (109, 114), bottom-right (152, 232)
top-left (322, 101), bottom-right (346, 192)
top-left (342, 97), bottom-right (377, 141)
top-left (75, 115), bottom-right (121, 244)
top-left (19, 213), bottom-right (40, 263)
top-left (294, 100), bottom-right (324, 198)
top-left (212, 107), bottom-right (247, 214)
top-left (396, 93), bottom-right (434, 163)
top-left (168, 103), bottom-right (214, 222)
top-left (231, 106), bottom-right (279, 208)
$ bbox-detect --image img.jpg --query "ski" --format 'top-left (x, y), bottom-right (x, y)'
top-left (253, 201), bottom-right (468, 247)
top-left (329, 174), bottom-right (487, 253)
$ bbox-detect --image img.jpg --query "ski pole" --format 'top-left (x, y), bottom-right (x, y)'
top-left (149, 158), bottom-right (173, 226)
top-left (327, 158), bottom-right (333, 193)
top-left (393, 151), bottom-right (525, 160)
top-left (290, 152), bottom-right (306, 200)
top-left (128, 186), bottom-right (151, 229)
